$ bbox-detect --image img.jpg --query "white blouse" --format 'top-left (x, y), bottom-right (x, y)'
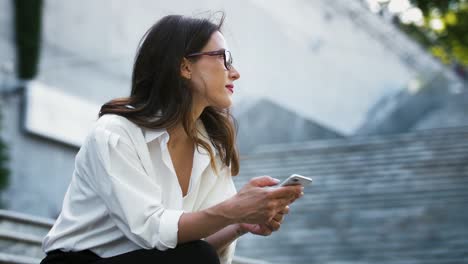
top-left (42, 114), bottom-right (238, 264)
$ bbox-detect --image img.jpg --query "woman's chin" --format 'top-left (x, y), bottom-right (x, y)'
top-left (215, 99), bottom-right (233, 109)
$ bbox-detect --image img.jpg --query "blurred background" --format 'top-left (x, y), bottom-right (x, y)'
top-left (0, 0), bottom-right (467, 263)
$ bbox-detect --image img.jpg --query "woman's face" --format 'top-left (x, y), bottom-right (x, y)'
top-left (187, 31), bottom-right (240, 111)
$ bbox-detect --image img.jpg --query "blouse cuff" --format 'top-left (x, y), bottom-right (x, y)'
top-left (158, 209), bottom-right (184, 249)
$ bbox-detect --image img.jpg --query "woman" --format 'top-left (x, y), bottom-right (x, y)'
top-left (41, 14), bottom-right (303, 264)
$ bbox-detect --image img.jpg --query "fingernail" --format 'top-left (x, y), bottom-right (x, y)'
top-left (301, 187), bottom-right (304, 191)
top-left (300, 192), bottom-right (304, 196)
top-left (273, 178), bottom-right (280, 183)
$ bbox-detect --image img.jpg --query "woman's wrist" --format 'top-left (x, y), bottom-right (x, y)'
top-left (235, 223), bottom-right (249, 237)
top-left (205, 198), bottom-right (239, 225)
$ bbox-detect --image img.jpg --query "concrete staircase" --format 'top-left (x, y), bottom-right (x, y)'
top-left (0, 210), bottom-right (53, 264)
top-left (234, 126), bottom-right (468, 264)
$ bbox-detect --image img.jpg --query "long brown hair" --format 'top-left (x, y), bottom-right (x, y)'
top-left (98, 14), bottom-right (239, 176)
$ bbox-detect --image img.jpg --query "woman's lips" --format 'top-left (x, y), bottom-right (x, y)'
top-left (225, 84), bottom-right (234, 93)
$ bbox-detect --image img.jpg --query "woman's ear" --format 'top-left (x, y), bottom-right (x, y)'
top-left (180, 58), bottom-right (192, 80)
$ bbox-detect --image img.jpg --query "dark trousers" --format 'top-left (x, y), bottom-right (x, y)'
top-left (40, 240), bottom-right (220, 264)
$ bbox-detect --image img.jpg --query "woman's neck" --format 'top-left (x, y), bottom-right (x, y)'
top-left (168, 124), bottom-right (189, 144)
top-left (167, 104), bottom-right (204, 146)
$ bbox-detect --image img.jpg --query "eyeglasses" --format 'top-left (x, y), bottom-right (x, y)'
top-left (185, 49), bottom-right (233, 71)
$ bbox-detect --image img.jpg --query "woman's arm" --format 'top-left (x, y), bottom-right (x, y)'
top-left (204, 224), bottom-right (247, 252)
top-left (177, 203), bottom-right (236, 243)
top-left (203, 203), bottom-right (292, 252)
top-left (177, 177), bottom-right (302, 244)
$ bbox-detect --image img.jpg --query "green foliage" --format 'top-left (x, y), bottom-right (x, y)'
top-left (397, 0), bottom-right (468, 66)
top-left (0, 111), bottom-right (10, 207)
top-left (14, 0), bottom-right (43, 79)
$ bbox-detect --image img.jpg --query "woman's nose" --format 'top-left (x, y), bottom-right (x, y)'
top-left (229, 66), bottom-right (240, 80)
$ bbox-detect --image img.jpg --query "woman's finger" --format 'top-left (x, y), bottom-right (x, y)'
top-left (280, 205), bottom-right (290, 215)
top-left (266, 220), bottom-right (281, 231)
top-left (267, 185), bottom-right (303, 200)
top-left (273, 213), bottom-right (284, 223)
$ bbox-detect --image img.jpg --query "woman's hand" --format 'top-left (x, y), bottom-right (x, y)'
top-left (239, 205), bottom-right (290, 236)
top-left (218, 176), bottom-right (302, 225)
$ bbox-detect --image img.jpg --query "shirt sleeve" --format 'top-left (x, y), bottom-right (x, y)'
top-left (219, 173), bottom-right (238, 264)
top-left (85, 123), bottom-right (184, 250)
top-left (199, 164), bottom-right (239, 264)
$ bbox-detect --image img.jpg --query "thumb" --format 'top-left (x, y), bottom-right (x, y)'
top-left (249, 176), bottom-right (280, 187)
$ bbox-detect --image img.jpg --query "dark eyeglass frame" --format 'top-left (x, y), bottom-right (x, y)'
top-left (185, 49), bottom-right (233, 70)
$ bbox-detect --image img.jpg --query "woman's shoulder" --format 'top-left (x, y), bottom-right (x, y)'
top-left (95, 114), bottom-right (137, 129)
top-left (91, 114), bottom-right (141, 140)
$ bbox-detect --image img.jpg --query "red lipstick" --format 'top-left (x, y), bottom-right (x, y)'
top-left (225, 84), bottom-right (234, 93)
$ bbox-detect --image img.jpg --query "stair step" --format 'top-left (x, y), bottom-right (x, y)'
top-left (0, 230), bottom-right (44, 259)
top-left (252, 126), bottom-right (468, 153)
top-left (0, 252), bottom-right (41, 264)
top-left (0, 210), bottom-right (53, 238)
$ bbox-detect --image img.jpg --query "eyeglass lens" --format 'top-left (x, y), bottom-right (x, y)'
top-left (225, 50), bottom-right (233, 70)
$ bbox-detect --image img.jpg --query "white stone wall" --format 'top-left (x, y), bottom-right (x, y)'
top-left (37, 0), bottom-right (418, 134)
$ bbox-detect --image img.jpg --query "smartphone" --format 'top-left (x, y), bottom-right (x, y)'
top-left (278, 174), bottom-right (312, 187)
